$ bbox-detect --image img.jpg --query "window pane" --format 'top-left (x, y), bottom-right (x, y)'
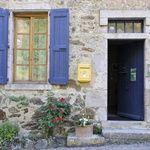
top-left (16, 66), bottom-right (29, 80)
top-left (17, 35), bottom-right (29, 49)
top-left (34, 34), bottom-right (46, 48)
top-left (17, 19), bottom-right (30, 33)
top-left (34, 50), bottom-right (46, 64)
top-left (17, 50), bottom-right (29, 64)
top-left (108, 22), bottom-right (116, 33)
top-left (125, 22), bottom-right (133, 33)
top-left (34, 18), bottom-right (46, 33)
top-left (134, 23), bottom-right (142, 33)
top-left (33, 66), bottom-right (46, 80)
top-left (117, 22), bottom-right (124, 33)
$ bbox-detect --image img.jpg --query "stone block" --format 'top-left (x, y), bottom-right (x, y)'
top-left (146, 17), bottom-right (150, 25)
top-left (85, 90), bottom-right (107, 107)
top-left (67, 133), bottom-right (105, 147)
top-left (34, 139), bottom-right (47, 150)
top-left (95, 107), bottom-right (107, 121)
top-left (0, 109), bottom-right (6, 120)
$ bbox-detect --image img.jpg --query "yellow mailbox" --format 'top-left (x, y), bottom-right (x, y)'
top-left (78, 64), bottom-right (91, 82)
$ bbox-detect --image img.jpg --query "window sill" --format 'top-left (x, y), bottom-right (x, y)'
top-left (5, 83), bottom-right (52, 90)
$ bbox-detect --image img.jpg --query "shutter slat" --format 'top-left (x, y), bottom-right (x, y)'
top-left (0, 8), bottom-right (9, 84)
top-left (49, 8), bottom-right (69, 85)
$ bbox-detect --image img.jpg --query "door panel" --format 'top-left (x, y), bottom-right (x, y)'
top-left (117, 41), bottom-right (144, 120)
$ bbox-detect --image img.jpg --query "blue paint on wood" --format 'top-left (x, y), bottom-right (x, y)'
top-left (117, 41), bottom-right (144, 120)
top-left (49, 8), bottom-right (69, 85)
top-left (0, 8), bottom-right (9, 84)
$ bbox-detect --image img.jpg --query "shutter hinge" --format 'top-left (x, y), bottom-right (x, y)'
top-left (7, 78), bottom-right (9, 81)
top-left (8, 45), bottom-right (10, 48)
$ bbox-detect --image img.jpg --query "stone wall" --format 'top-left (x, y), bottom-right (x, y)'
top-left (0, 0), bottom-right (149, 136)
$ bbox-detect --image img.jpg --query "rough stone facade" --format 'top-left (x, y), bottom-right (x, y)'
top-left (0, 0), bottom-right (150, 136)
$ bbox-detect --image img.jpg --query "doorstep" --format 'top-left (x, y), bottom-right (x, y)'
top-left (102, 128), bottom-right (150, 140)
top-left (67, 129), bottom-right (150, 147)
top-left (67, 133), bottom-right (105, 147)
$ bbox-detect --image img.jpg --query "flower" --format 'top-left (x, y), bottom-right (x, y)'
top-left (60, 98), bottom-right (65, 101)
top-left (57, 118), bottom-right (63, 121)
top-left (51, 106), bottom-right (55, 108)
top-left (60, 111), bottom-right (65, 113)
top-left (74, 114), bottom-right (92, 127)
top-left (52, 119), bottom-right (57, 122)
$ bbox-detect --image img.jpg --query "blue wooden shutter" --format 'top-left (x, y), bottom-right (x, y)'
top-left (49, 9), bottom-right (69, 85)
top-left (0, 8), bottom-right (9, 84)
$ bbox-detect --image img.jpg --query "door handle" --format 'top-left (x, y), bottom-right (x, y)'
top-left (126, 87), bottom-right (129, 90)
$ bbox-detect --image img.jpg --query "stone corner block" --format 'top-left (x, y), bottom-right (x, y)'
top-left (100, 18), bottom-right (108, 26)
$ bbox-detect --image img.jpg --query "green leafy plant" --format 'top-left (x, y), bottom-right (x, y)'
top-left (0, 122), bottom-right (19, 141)
top-left (64, 129), bottom-right (72, 137)
top-left (10, 95), bottom-right (32, 107)
top-left (74, 113), bottom-right (92, 127)
top-left (38, 93), bottom-right (73, 137)
top-left (20, 137), bottom-right (26, 145)
top-left (1, 146), bottom-right (8, 150)
top-left (27, 134), bottom-right (38, 141)
top-left (93, 125), bottom-right (102, 134)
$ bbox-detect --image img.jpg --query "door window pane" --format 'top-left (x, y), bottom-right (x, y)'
top-left (117, 22), bottom-right (124, 33)
top-left (16, 66), bottom-right (29, 80)
top-left (126, 22), bottom-right (133, 33)
top-left (34, 50), bottom-right (46, 64)
top-left (34, 34), bottom-right (46, 48)
top-left (34, 18), bottom-right (46, 33)
top-left (17, 19), bottom-right (30, 33)
top-left (17, 50), bottom-right (29, 64)
top-left (33, 66), bottom-right (46, 80)
top-left (108, 22), bottom-right (116, 33)
top-left (134, 23), bottom-right (142, 33)
top-left (17, 35), bottom-right (29, 49)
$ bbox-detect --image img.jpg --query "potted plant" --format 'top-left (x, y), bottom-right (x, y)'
top-left (74, 114), bottom-right (93, 137)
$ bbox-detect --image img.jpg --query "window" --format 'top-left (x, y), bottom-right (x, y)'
top-left (0, 8), bottom-right (69, 86)
top-left (13, 13), bottom-right (48, 83)
top-left (108, 20), bottom-right (143, 33)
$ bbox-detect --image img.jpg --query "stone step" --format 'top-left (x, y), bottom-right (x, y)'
top-left (102, 129), bottom-right (150, 140)
top-left (67, 133), bottom-right (105, 147)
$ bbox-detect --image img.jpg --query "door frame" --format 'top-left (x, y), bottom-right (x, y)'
top-left (107, 39), bottom-right (145, 121)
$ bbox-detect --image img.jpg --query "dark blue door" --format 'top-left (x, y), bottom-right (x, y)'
top-left (117, 41), bottom-right (144, 120)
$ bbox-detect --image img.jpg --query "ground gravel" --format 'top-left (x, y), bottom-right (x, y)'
top-left (44, 142), bottom-right (150, 150)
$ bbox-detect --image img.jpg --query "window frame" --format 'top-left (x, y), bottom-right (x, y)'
top-left (13, 13), bottom-right (48, 83)
top-left (108, 20), bottom-right (143, 33)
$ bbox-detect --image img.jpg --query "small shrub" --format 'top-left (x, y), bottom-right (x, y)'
top-left (10, 95), bottom-right (32, 107)
top-left (20, 138), bottom-right (26, 145)
top-left (38, 92), bottom-right (73, 137)
top-left (0, 122), bottom-right (19, 141)
top-left (1, 146), bottom-right (8, 150)
top-left (27, 134), bottom-right (38, 141)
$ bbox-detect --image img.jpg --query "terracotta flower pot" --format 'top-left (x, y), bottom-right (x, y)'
top-left (75, 124), bottom-right (93, 137)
